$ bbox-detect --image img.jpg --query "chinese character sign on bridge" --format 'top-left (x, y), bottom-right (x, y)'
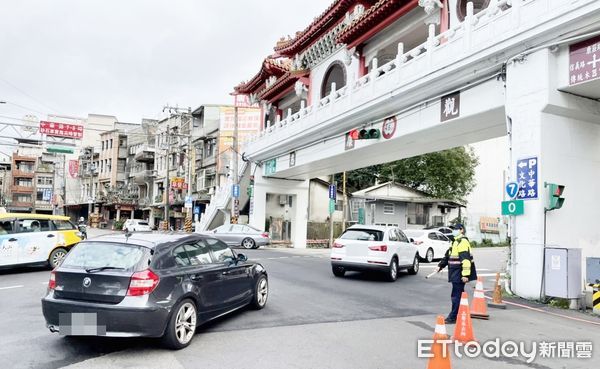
top-left (516, 157), bottom-right (538, 200)
top-left (39, 121), bottom-right (84, 139)
top-left (569, 35), bottom-right (600, 85)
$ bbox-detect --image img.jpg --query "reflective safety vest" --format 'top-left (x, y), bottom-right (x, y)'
top-left (438, 235), bottom-right (475, 283)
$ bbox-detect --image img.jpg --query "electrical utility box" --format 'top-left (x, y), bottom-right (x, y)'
top-left (544, 247), bottom-right (582, 299)
top-left (586, 257), bottom-right (600, 285)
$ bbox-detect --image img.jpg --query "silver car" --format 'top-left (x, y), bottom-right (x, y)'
top-left (206, 224), bottom-right (271, 249)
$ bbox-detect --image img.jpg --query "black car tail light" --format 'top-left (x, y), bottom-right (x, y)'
top-left (127, 269), bottom-right (160, 296)
top-left (48, 270), bottom-right (56, 290)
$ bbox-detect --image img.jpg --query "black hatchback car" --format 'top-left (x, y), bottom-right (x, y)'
top-left (41, 233), bottom-right (268, 349)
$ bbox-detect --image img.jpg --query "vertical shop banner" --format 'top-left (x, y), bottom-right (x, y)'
top-left (68, 160), bottom-right (79, 178)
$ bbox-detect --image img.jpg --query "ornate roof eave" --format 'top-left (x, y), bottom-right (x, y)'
top-left (274, 0), bottom-right (377, 56)
top-left (234, 58), bottom-right (291, 94)
top-left (258, 70), bottom-right (309, 102)
top-left (336, 0), bottom-right (420, 48)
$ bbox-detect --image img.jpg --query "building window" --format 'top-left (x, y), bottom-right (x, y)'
top-left (102, 141), bottom-right (105, 150)
top-left (108, 159), bottom-right (112, 172)
top-left (383, 202), bottom-right (395, 215)
top-left (407, 203), bottom-right (428, 225)
top-left (110, 139), bottom-right (113, 149)
top-left (321, 61), bottom-right (347, 98)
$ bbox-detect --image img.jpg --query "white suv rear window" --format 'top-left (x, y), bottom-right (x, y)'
top-left (340, 229), bottom-right (384, 241)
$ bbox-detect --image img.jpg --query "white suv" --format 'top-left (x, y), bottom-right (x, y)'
top-left (123, 219), bottom-right (151, 232)
top-left (330, 225), bottom-right (420, 281)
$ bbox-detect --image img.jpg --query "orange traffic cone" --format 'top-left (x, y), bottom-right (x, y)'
top-left (427, 316), bottom-right (452, 369)
top-left (453, 292), bottom-right (476, 343)
top-left (489, 272), bottom-right (507, 309)
top-left (470, 277), bottom-right (489, 319)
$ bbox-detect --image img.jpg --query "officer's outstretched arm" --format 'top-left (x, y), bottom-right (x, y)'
top-left (437, 248), bottom-right (450, 271)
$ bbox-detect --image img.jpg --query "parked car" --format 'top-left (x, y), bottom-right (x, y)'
top-left (403, 229), bottom-right (451, 263)
top-left (330, 225), bottom-right (420, 281)
top-left (424, 226), bottom-right (454, 236)
top-left (202, 224), bottom-right (270, 249)
top-left (123, 219), bottom-right (151, 232)
top-left (41, 233), bottom-right (268, 349)
top-left (0, 213), bottom-right (82, 269)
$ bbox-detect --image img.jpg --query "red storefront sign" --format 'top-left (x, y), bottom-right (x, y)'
top-left (39, 121), bottom-right (84, 139)
top-left (569, 35), bottom-right (600, 85)
top-left (68, 160), bottom-right (79, 178)
top-left (170, 177), bottom-right (188, 189)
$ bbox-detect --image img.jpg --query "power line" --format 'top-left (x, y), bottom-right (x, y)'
top-left (0, 76), bottom-right (62, 114)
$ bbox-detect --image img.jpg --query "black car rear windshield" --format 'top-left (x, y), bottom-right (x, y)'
top-left (340, 229), bottom-right (384, 241)
top-left (61, 242), bottom-right (150, 271)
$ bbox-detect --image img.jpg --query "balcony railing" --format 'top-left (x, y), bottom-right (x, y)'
top-left (13, 169), bottom-right (35, 178)
top-left (134, 145), bottom-right (155, 162)
top-left (243, 0), bottom-right (572, 160)
top-left (37, 164), bottom-right (54, 173)
top-left (11, 185), bottom-right (34, 193)
top-left (133, 170), bottom-right (156, 184)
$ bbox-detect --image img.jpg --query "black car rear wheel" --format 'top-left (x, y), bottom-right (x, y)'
top-left (242, 238), bottom-right (256, 249)
top-left (250, 275), bottom-right (268, 310)
top-left (162, 299), bottom-right (197, 350)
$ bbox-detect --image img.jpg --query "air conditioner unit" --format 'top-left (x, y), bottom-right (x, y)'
top-left (279, 195), bottom-right (288, 206)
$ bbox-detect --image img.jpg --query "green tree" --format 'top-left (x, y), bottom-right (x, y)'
top-left (342, 147), bottom-right (479, 202)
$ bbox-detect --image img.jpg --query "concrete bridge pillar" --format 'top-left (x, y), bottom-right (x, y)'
top-left (506, 48), bottom-right (600, 299)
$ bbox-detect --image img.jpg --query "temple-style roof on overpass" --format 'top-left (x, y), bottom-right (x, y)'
top-left (273, 0), bottom-right (377, 57)
top-left (336, 0), bottom-right (419, 47)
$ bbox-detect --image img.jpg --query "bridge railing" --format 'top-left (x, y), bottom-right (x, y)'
top-left (245, 0), bottom-right (523, 151)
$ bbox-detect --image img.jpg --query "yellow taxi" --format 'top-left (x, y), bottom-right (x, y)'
top-left (0, 213), bottom-right (82, 269)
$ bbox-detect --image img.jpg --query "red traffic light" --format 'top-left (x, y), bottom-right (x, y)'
top-left (349, 129), bottom-right (360, 140)
top-left (553, 185), bottom-right (565, 196)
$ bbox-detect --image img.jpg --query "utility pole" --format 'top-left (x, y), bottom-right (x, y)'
top-left (88, 147), bottom-right (94, 218)
top-left (231, 106), bottom-right (239, 224)
top-left (342, 171), bottom-right (347, 232)
top-left (164, 124), bottom-right (170, 230)
top-left (329, 174), bottom-right (335, 247)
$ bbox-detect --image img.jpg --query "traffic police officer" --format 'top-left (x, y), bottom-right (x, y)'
top-left (437, 224), bottom-right (476, 324)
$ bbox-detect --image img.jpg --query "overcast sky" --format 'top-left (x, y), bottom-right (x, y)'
top-left (0, 0), bottom-right (330, 124)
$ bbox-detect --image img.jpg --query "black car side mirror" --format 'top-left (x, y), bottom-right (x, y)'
top-left (237, 253), bottom-right (247, 263)
top-left (409, 238), bottom-right (415, 243)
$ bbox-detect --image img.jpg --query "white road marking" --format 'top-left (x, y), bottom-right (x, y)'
top-left (479, 273), bottom-right (506, 277)
top-left (0, 285), bottom-right (23, 290)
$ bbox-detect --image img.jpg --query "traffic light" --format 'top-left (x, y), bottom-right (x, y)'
top-left (545, 182), bottom-right (565, 211)
top-left (348, 128), bottom-right (381, 140)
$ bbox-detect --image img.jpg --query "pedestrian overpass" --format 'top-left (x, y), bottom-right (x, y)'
top-left (203, 0), bottom-right (600, 300)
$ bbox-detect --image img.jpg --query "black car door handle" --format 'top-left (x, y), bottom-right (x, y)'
top-left (8, 238), bottom-right (17, 242)
top-left (47, 234), bottom-right (55, 238)
top-left (190, 274), bottom-right (204, 281)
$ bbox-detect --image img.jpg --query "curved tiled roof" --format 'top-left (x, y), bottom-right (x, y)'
top-left (274, 0), bottom-right (377, 56)
top-left (234, 58), bottom-right (291, 94)
top-left (336, 0), bottom-right (419, 46)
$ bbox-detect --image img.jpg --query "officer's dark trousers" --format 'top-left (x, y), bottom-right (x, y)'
top-left (447, 281), bottom-right (465, 320)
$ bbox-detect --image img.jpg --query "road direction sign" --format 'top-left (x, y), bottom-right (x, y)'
top-left (184, 196), bottom-right (192, 209)
top-left (502, 200), bottom-right (524, 216)
top-left (329, 185), bottom-right (336, 200)
top-left (193, 206), bottom-right (200, 215)
top-left (329, 199), bottom-right (335, 214)
top-left (505, 181), bottom-right (519, 199)
top-left (232, 184), bottom-right (240, 198)
top-left (516, 156), bottom-right (538, 200)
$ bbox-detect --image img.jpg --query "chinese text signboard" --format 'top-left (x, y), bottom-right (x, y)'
top-left (440, 91), bottom-right (460, 122)
top-left (265, 159), bottom-right (277, 176)
top-left (569, 35), bottom-right (600, 85)
top-left (40, 121), bottom-right (83, 139)
top-left (68, 160), bottom-right (79, 178)
top-left (516, 156), bottom-right (538, 200)
top-left (170, 177), bottom-right (188, 190)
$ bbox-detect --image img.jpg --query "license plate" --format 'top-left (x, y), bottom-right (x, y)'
top-left (58, 312), bottom-right (106, 336)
